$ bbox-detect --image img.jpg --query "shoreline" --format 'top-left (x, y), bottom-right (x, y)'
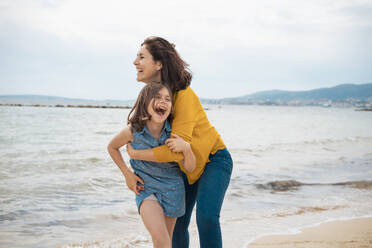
top-left (0, 103), bottom-right (131, 109)
top-left (247, 217), bottom-right (372, 248)
top-left (1, 103), bottom-right (371, 110)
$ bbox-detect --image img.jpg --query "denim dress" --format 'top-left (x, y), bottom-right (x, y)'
top-left (129, 120), bottom-right (185, 218)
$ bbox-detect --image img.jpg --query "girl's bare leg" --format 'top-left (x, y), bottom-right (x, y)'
top-left (165, 216), bottom-right (177, 238)
top-left (140, 200), bottom-right (171, 248)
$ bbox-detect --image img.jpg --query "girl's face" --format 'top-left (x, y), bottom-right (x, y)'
top-left (147, 87), bottom-right (172, 124)
top-left (133, 45), bottom-right (162, 84)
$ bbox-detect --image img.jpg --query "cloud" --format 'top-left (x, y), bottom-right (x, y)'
top-left (0, 0), bottom-right (371, 99)
top-left (3, 0), bottom-right (370, 50)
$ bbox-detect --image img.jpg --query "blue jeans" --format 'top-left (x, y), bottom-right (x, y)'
top-left (172, 148), bottom-right (233, 248)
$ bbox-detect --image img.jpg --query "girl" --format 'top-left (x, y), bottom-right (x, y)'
top-left (126, 37), bottom-right (233, 248)
top-left (107, 83), bottom-right (196, 248)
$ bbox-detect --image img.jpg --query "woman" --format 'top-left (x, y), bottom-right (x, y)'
top-left (127, 36), bottom-right (233, 248)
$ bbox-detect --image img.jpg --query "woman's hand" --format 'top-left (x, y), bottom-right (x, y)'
top-left (165, 134), bottom-right (188, 153)
top-left (167, 134), bottom-right (196, 173)
top-left (124, 170), bottom-right (144, 195)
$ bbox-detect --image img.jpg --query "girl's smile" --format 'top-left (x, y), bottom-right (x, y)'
top-left (147, 87), bottom-right (172, 124)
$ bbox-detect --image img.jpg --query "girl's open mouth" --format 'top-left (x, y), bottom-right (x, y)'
top-left (155, 106), bottom-right (167, 116)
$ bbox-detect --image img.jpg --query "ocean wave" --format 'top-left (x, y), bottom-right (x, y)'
top-left (302, 136), bottom-right (372, 145)
top-left (273, 205), bottom-right (347, 218)
top-left (87, 157), bottom-right (100, 163)
top-left (2, 152), bottom-right (21, 158)
top-left (256, 180), bottom-right (372, 192)
top-left (0, 210), bottom-right (30, 221)
top-left (60, 235), bottom-right (151, 248)
top-left (32, 213), bottom-right (131, 229)
top-left (230, 136), bottom-right (372, 154)
top-left (364, 152), bottom-right (372, 157)
top-left (95, 131), bottom-right (115, 135)
top-left (224, 205), bottom-right (348, 223)
top-left (56, 149), bottom-right (81, 155)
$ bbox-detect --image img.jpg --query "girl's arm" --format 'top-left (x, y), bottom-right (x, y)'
top-left (126, 88), bottom-right (198, 164)
top-left (166, 134), bottom-right (196, 172)
top-left (107, 126), bottom-right (144, 195)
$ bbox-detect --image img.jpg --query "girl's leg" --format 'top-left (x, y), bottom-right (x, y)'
top-left (140, 200), bottom-right (172, 248)
top-left (172, 173), bottom-right (198, 248)
top-left (195, 148), bottom-right (233, 248)
top-left (164, 216), bottom-right (177, 238)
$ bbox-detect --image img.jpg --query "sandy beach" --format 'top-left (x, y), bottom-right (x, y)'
top-left (248, 217), bottom-right (372, 248)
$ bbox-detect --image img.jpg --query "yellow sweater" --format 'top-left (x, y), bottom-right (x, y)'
top-left (153, 86), bottom-right (226, 184)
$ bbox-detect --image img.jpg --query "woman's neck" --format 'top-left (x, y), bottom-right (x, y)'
top-left (146, 121), bottom-right (164, 139)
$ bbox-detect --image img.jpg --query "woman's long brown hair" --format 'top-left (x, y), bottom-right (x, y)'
top-left (141, 37), bottom-right (192, 94)
top-left (128, 83), bottom-right (173, 132)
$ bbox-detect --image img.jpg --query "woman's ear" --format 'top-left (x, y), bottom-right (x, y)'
top-left (155, 61), bottom-right (162, 71)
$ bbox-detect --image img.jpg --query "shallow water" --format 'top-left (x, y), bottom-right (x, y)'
top-left (1, 105), bottom-right (372, 247)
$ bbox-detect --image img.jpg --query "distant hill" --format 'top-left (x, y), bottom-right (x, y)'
top-left (202, 83), bottom-right (372, 104)
top-left (0, 94), bottom-right (134, 107)
top-left (1, 83), bottom-right (372, 107)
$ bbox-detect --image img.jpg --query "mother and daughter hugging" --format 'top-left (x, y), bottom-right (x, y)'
top-left (107, 36), bottom-right (233, 248)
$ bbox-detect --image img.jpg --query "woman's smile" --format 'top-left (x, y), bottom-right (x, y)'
top-left (133, 45), bottom-right (162, 84)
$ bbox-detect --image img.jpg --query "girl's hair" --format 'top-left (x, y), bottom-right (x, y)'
top-left (128, 83), bottom-right (173, 132)
top-left (141, 36), bottom-right (192, 94)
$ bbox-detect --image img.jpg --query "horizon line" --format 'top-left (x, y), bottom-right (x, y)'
top-left (0, 82), bottom-right (371, 101)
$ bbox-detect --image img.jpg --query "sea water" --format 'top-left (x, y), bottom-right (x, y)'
top-left (1, 105), bottom-right (371, 247)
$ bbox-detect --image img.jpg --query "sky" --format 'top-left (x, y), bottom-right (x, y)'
top-left (0, 0), bottom-right (371, 100)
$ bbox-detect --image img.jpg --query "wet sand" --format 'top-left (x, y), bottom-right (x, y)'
top-left (248, 218), bottom-right (372, 248)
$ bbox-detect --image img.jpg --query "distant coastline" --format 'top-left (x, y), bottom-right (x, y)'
top-left (201, 83), bottom-right (372, 108)
top-left (1, 83), bottom-right (371, 108)
top-left (2, 103), bottom-right (372, 112)
top-left (0, 103), bottom-right (131, 109)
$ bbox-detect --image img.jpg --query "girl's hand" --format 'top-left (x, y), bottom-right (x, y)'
top-left (126, 143), bottom-right (136, 159)
top-left (124, 170), bottom-right (144, 195)
top-left (165, 134), bottom-right (189, 153)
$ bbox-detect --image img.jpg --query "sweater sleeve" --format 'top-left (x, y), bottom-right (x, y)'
top-left (153, 87), bottom-right (198, 162)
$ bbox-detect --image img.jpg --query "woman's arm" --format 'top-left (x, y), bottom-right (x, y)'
top-left (126, 143), bottom-right (159, 162)
top-left (166, 134), bottom-right (196, 172)
top-left (107, 126), bottom-right (144, 195)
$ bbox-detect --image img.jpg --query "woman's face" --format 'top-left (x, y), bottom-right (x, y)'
top-left (133, 45), bottom-right (162, 84)
top-left (147, 87), bottom-right (172, 124)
